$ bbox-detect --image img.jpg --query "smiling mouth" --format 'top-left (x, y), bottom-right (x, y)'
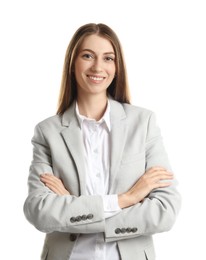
top-left (87, 75), bottom-right (105, 81)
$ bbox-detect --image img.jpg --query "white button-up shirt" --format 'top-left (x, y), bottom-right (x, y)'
top-left (70, 101), bottom-right (121, 260)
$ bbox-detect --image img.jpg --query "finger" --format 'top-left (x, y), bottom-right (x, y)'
top-left (153, 181), bottom-right (172, 189)
top-left (147, 166), bottom-right (167, 173)
top-left (41, 177), bottom-right (70, 195)
top-left (41, 178), bottom-right (64, 191)
top-left (44, 183), bottom-right (62, 195)
top-left (40, 176), bottom-right (62, 191)
top-left (145, 167), bottom-right (167, 176)
top-left (44, 179), bottom-right (67, 194)
top-left (40, 174), bottom-right (60, 182)
top-left (151, 173), bottom-right (174, 185)
top-left (147, 167), bottom-right (173, 176)
top-left (40, 173), bottom-right (53, 177)
top-left (40, 176), bottom-right (61, 188)
top-left (153, 170), bottom-right (173, 178)
top-left (159, 173), bottom-right (173, 180)
top-left (40, 174), bottom-right (70, 195)
top-left (40, 176), bottom-right (57, 185)
top-left (40, 175), bottom-right (64, 187)
top-left (145, 169), bottom-right (173, 176)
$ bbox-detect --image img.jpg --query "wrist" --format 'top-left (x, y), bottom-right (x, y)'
top-left (118, 193), bottom-right (135, 209)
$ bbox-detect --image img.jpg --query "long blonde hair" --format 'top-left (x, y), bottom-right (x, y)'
top-left (57, 23), bottom-right (130, 115)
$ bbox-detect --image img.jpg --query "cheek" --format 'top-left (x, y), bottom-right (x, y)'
top-left (74, 58), bottom-right (88, 73)
top-left (109, 65), bottom-right (116, 78)
top-left (74, 61), bottom-right (82, 74)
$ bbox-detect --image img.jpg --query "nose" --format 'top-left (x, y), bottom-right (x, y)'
top-left (91, 58), bottom-right (103, 73)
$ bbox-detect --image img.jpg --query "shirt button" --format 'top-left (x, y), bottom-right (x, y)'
top-left (96, 172), bottom-right (100, 178)
top-left (93, 148), bottom-right (98, 153)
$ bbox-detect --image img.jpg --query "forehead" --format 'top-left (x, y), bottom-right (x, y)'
top-left (79, 34), bottom-right (114, 53)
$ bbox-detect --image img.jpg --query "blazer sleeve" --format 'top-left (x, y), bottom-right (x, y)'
top-left (23, 124), bottom-right (105, 234)
top-left (104, 112), bottom-right (181, 242)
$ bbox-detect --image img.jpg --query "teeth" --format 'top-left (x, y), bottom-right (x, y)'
top-left (89, 76), bottom-right (104, 81)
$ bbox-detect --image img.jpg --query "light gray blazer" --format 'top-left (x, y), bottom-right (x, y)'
top-left (24, 100), bottom-right (181, 260)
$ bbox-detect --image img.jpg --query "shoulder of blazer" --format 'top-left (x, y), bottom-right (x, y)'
top-left (123, 103), bottom-right (153, 118)
top-left (35, 102), bottom-right (76, 130)
top-left (109, 99), bottom-right (153, 123)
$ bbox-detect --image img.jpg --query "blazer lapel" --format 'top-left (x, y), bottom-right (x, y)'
top-left (109, 100), bottom-right (128, 193)
top-left (60, 100), bottom-right (128, 195)
top-left (60, 104), bottom-right (87, 195)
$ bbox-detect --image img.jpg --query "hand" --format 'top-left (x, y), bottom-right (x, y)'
top-left (118, 167), bottom-right (173, 209)
top-left (40, 173), bottom-right (70, 195)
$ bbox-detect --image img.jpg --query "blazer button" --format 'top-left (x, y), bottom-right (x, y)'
top-left (70, 217), bottom-right (76, 223)
top-left (81, 215), bottom-right (87, 221)
top-left (126, 228), bottom-right (131, 233)
top-left (70, 234), bottom-right (77, 242)
top-left (131, 227), bottom-right (138, 233)
top-left (87, 214), bottom-right (94, 220)
top-left (76, 216), bottom-right (82, 222)
top-left (115, 228), bottom-right (121, 234)
top-left (121, 228), bottom-right (126, 234)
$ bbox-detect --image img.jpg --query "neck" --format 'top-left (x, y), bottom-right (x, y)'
top-left (77, 94), bottom-right (108, 121)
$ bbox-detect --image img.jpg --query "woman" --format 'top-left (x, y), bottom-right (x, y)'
top-left (24, 23), bottom-right (181, 260)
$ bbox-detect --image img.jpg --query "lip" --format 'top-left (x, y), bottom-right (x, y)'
top-left (87, 74), bottom-right (105, 83)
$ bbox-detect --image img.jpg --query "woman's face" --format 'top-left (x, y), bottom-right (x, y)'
top-left (74, 34), bottom-right (116, 98)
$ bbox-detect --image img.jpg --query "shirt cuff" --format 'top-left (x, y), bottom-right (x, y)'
top-left (102, 194), bottom-right (122, 219)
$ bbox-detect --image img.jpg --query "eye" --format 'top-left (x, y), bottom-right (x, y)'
top-left (82, 53), bottom-right (94, 60)
top-left (104, 56), bottom-right (115, 62)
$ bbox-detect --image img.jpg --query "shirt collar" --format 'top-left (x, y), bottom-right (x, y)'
top-left (75, 101), bottom-right (111, 131)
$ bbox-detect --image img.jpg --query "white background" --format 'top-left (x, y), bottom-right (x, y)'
top-left (0, 0), bottom-right (205, 259)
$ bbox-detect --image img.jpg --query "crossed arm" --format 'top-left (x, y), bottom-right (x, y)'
top-left (24, 112), bottom-right (180, 236)
top-left (40, 167), bottom-right (173, 209)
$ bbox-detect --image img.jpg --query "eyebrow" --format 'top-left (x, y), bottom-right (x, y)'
top-left (80, 48), bottom-right (115, 55)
